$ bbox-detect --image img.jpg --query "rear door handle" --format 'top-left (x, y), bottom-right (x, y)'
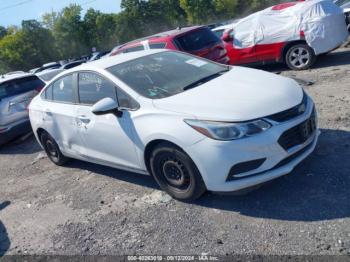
top-left (78, 115), bottom-right (91, 124)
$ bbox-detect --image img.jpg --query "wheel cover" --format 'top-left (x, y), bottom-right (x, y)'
top-left (290, 47), bottom-right (310, 68)
top-left (160, 156), bottom-right (190, 190)
top-left (45, 139), bottom-right (59, 160)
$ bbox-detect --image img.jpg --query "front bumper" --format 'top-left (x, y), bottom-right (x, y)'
top-left (0, 119), bottom-right (32, 145)
top-left (185, 99), bottom-right (319, 192)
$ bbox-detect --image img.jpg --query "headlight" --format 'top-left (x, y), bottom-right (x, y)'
top-left (184, 119), bottom-right (271, 141)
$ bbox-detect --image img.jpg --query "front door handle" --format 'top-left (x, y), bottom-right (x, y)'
top-left (78, 115), bottom-right (91, 124)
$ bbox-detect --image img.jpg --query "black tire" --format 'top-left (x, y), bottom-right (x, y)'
top-left (285, 44), bottom-right (316, 70)
top-left (149, 143), bottom-right (206, 201)
top-left (40, 131), bottom-right (69, 166)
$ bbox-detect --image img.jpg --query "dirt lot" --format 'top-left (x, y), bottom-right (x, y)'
top-left (0, 47), bottom-right (350, 257)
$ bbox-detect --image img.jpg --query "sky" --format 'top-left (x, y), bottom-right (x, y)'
top-left (0, 0), bottom-right (122, 27)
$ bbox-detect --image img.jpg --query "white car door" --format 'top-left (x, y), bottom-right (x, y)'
top-left (41, 74), bottom-right (82, 155)
top-left (75, 71), bottom-right (141, 171)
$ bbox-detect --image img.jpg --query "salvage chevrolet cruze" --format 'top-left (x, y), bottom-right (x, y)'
top-left (29, 50), bottom-right (320, 200)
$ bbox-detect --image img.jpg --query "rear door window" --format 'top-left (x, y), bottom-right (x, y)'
top-left (78, 72), bottom-right (117, 105)
top-left (52, 75), bottom-right (74, 103)
top-left (175, 28), bottom-right (220, 52)
top-left (0, 76), bottom-right (45, 100)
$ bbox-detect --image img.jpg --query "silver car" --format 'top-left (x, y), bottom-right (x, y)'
top-left (0, 73), bottom-right (45, 145)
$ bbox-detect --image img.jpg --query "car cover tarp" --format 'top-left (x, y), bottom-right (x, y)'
top-left (231, 0), bottom-right (349, 55)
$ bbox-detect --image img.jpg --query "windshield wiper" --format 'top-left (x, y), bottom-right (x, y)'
top-left (183, 69), bottom-right (230, 91)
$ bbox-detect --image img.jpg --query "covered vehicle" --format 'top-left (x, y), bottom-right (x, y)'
top-left (223, 0), bottom-right (349, 70)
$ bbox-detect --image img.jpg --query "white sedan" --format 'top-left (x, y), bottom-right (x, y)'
top-left (29, 50), bottom-right (319, 200)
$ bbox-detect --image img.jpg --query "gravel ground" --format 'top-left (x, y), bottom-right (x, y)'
top-left (0, 47), bottom-right (349, 257)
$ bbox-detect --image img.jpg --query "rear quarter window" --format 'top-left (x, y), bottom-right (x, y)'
top-left (175, 28), bottom-right (220, 52)
top-left (51, 75), bottom-right (74, 103)
top-left (0, 76), bottom-right (45, 100)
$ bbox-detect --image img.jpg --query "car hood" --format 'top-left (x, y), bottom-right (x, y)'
top-left (153, 66), bottom-right (303, 122)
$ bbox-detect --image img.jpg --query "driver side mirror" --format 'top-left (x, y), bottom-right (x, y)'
top-left (91, 97), bottom-right (122, 117)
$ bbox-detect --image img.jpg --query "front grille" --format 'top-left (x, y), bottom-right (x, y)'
top-left (267, 92), bottom-right (307, 122)
top-left (275, 141), bottom-right (314, 169)
top-left (278, 108), bottom-right (317, 151)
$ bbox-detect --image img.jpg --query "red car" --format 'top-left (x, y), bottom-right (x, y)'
top-left (220, 1), bottom-right (348, 70)
top-left (109, 26), bottom-right (230, 64)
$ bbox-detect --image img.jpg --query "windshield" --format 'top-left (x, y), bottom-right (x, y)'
top-left (107, 51), bottom-right (228, 99)
top-left (0, 76), bottom-right (45, 100)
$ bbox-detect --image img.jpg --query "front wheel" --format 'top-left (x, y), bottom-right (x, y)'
top-left (285, 44), bottom-right (316, 70)
top-left (149, 143), bottom-right (206, 201)
top-left (40, 131), bottom-right (69, 166)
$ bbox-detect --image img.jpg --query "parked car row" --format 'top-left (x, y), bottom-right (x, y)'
top-left (105, 1), bottom-right (348, 71)
top-left (29, 51), bottom-right (110, 74)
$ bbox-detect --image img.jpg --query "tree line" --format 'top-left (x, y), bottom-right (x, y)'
top-left (0, 0), bottom-right (282, 73)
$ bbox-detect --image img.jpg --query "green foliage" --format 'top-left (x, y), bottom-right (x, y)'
top-left (180, 0), bottom-right (216, 24)
top-left (0, 20), bottom-right (56, 73)
top-left (51, 4), bottom-right (87, 59)
top-left (214, 0), bottom-right (239, 20)
top-left (0, 0), bottom-right (282, 73)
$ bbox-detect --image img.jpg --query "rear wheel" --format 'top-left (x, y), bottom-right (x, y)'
top-left (149, 143), bottom-right (206, 201)
top-left (40, 131), bottom-right (69, 166)
top-left (285, 44), bottom-right (316, 70)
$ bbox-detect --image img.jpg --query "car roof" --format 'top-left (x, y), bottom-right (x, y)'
top-left (116, 26), bottom-right (203, 49)
top-left (212, 24), bottom-right (233, 31)
top-left (55, 49), bottom-right (166, 75)
top-left (43, 62), bottom-right (60, 67)
top-left (151, 25), bottom-right (203, 38)
top-left (62, 60), bottom-right (84, 66)
top-left (36, 68), bottom-right (64, 76)
top-left (0, 72), bottom-right (34, 85)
